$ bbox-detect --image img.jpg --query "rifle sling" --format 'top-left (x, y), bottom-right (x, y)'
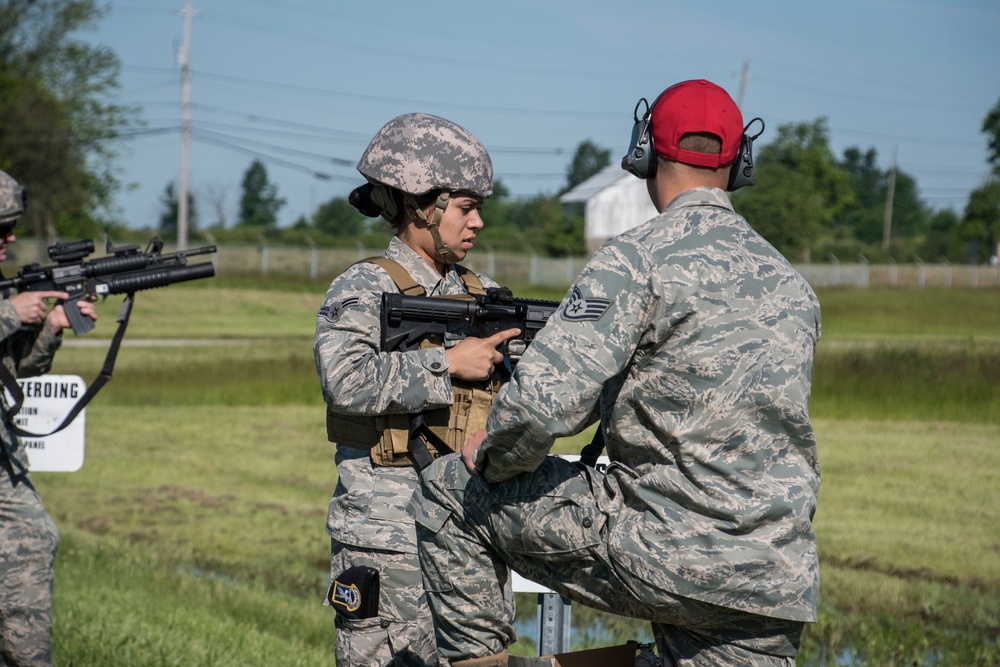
top-left (0, 294), bottom-right (135, 438)
top-left (579, 424), bottom-right (606, 467)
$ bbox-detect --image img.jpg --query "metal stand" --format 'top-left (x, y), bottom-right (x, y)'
top-left (536, 592), bottom-right (572, 656)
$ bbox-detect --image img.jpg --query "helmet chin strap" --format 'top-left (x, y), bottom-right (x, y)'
top-left (405, 191), bottom-right (461, 264)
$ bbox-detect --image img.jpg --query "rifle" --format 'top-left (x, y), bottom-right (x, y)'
top-left (0, 235), bottom-right (217, 438)
top-left (380, 287), bottom-right (560, 372)
top-left (374, 286), bottom-right (559, 469)
top-left (0, 236), bottom-right (216, 335)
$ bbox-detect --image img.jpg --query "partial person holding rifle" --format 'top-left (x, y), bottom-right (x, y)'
top-left (411, 80), bottom-right (822, 667)
top-left (0, 170), bottom-right (97, 667)
top-left (313, 113), bottom-right (520, 667)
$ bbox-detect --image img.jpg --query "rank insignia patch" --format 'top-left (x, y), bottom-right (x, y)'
top-left (561, 287), bottom-right (612, 322)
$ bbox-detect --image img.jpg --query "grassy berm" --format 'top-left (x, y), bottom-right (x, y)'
top-left (26, 283), bottom-right (999, 666)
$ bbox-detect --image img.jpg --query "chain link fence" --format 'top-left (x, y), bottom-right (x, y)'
top-left (8, 240), bottom-right (1000, 290)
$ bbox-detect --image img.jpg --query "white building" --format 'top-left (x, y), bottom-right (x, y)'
top-left (560, 165), bottom-right (659, 254)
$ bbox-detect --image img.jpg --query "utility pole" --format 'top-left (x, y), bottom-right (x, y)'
top-left (736, 60), bottom-right (749, 109)
top-left (176, 0), bottom-right (195, 250)
top-left (882, 145), bottom-right (898, 254)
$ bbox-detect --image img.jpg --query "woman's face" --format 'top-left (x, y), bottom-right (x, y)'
top-left (398, 192), bottom-right (483, 271)
top-left (418, 191), bottom-right (485, 263)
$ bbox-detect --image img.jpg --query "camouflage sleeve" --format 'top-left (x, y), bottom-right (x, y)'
top-left (16, 323), bottom-right (62, 377)
top-left (314, 263), bottom-right (454, 415)
top-left (477, 238), bottom-right (657, 482)
top-left (0, 300), bottom-right (62, 377)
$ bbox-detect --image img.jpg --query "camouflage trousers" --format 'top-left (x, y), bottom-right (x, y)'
top-left (0, 463), bottom-right (59, 667)
top-left (329, 541), bottom-right (438, 667)
top-left (412, 454), bottom-right (803, 667)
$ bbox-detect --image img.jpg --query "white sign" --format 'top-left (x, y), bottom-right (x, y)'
top-left (511, 454), bottom-right (610, 594)
top-left (11, 374), bottom-right (87, 473)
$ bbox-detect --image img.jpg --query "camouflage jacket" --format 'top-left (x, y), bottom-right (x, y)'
top-left (0, 298), bottom-right (63, 472)
top-left (475, 187), bottom-right (822, 621)
top-left (315, 236), bottom-right (498, 551)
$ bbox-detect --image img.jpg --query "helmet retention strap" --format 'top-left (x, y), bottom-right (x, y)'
top-left (405, 191), bottom-right (461, 264)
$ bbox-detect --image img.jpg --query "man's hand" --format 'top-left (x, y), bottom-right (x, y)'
top-left (462, 429), bottom-right (487, 475)
top-left (45, 299), bottom-right (98, 331)
top-left (446, 328), bottom-right (521, 381)
top-left (9, 290), bottom-right (70, 326)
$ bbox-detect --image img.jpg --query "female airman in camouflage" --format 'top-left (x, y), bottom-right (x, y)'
top-left (314, 114), bottom-right (519, 667)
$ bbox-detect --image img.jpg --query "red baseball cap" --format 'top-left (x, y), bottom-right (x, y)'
top-left (650, 79), bottom-right (744, 168)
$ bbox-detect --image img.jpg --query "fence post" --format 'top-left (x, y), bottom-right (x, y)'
top-left (356, 239), bottom-right (367, 262)
top-left (829, 254), bottom-right (840, 287)
top-left (484, 242), bottom-right (495, 278)
top-left (259, 236), bottom-right (269, 275)
top-left (915, 256), bottom-right (925, 288)
top-left (942, 257), bottom-right (951, 288)
top-left (306, 236), bottom-right (318, 281)
top-left (859, 254), bottom-right (869, 288)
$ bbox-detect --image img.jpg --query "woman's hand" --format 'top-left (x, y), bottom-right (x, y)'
top-left (445, 328), bottom-right (521, 381)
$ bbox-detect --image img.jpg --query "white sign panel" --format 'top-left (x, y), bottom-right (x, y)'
top-left (511, 454), bottom-right (610, 594)
top-left (11, 374), bottom-right (87, 473)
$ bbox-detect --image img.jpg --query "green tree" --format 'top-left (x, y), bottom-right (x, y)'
top-left (564, 140), bottom-right (611, 193)
top-left (0, 0), bottom-right (137, 239)
top-left (959, 180), bottom-right (1000, 263)
top-left (919, 209), bottom-right (966, 263)
top-left (313, 197), bottom-right (365, 237)
top-left (238, 160), bottom-right (285, 230)
top-left (158, 182), bottom-right (197, 240)
top-left (838, 147), bottom-right (929, 252)
top-left (983, 96), bottom-right (1000, 175)
top-left (732, 118), bottom-right (855, 261)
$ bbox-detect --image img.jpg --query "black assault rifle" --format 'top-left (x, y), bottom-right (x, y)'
top-left (0, 236), bottom-right (217, 438)
top-left (0, 236), bottom-right (216, 335)
top-left (378, 286), bottom-right (560, 469)
top-left (380, 287), bottom-right (560, 372)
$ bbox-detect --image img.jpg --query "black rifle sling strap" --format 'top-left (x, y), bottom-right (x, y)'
top-left (0, 294), bottom-right (135, 438)
top-left (358, 256), bottom-right (485, 468)
top-left (579, 424), bottom-right (605, 467)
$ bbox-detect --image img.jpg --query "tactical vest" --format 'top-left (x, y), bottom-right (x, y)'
top-left (325, 257), bottom-right (500, 468)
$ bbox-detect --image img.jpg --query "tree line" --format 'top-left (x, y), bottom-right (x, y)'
top-left (2, 0), bottom-right (998, 264)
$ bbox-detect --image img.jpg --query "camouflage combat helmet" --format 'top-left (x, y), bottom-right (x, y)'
top-left (357, 113), bottom-right (493, 199)
top-left (357, 113), bottom-right (493, 264)
top-left (0, 170), bottom-right (26, 225)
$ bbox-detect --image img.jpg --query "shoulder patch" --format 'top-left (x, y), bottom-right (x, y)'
top-left (560, 287), bottom-right (612, 322)
top-left (318, 296), bottom-right (361, 323)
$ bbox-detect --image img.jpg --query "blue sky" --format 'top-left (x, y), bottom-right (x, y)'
top-left (89, 0), bottom-right (1000, 230)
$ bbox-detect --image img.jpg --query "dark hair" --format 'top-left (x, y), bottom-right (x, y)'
top-left (348, 183), bottom-right (386, 218)
top-left (348, 182), bottom-right (444, 228)
top-left (678, 132), bottom-right (722, 155)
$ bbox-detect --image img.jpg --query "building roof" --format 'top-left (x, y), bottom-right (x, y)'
top-left (559, 165), bottom-right (632, 203)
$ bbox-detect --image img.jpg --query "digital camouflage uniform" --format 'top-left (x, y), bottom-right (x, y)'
top-left (315, 236), bottom-right (500, 667)
top-left (413, 187), bottom-right (822, 667)
top-left (0, 269), bottom-right (64, 664)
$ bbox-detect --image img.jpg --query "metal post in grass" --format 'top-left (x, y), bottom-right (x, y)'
top-left (536, 593), bottom-right (571, 656)
top-left (942, 257), bottom-right (951, 288)
top-left (915, 255), bottom-right (925, 288)
top-left (829, 254), bottom-right (840, 287)
top-left (356, 239), bottom-right (366, 262)
top-left (859, 254), bottom-right (869, 288)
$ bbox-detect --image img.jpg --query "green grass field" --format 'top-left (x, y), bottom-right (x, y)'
top-left (28, 284), bottom-right (1000, 666)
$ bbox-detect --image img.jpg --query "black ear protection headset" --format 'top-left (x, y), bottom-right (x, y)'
top-left (620, 94), bottom-right (765, 191)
